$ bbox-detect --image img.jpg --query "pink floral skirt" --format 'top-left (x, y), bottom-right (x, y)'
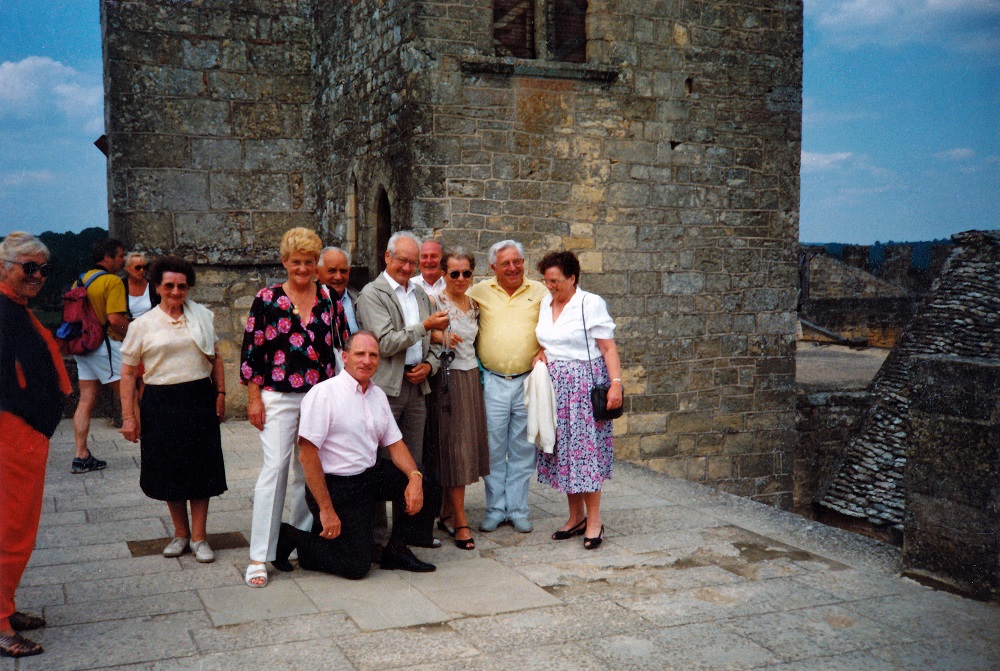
top-left (536, 358), bottom-right (614, 494)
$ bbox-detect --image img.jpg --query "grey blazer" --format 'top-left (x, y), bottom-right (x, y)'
top-left (357, 273), bottom-right (441, 397)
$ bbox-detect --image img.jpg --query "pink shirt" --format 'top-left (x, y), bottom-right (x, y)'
top-left (298, 369), bottom-right (403, 476)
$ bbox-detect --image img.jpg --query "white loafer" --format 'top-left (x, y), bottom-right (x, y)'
top-left (190, 540), bottom-right (215, 563)
top-left (162, 537), bottom-right (189, 558)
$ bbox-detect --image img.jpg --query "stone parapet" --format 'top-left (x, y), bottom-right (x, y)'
top-left (904, 355), bottom-right (1000, 601)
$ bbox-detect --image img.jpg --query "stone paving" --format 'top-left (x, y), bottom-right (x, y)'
top-left (5, 419), bottom-right (998, 671)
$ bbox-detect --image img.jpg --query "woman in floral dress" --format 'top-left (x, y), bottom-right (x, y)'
top-left (240, 228), bottom-right (346, 587)
top-left (532, 251), bottom-right (623, 550)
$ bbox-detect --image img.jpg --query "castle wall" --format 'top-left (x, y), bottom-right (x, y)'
top-left (403, 0), bottom-right (803, 504)
top-left (102, 0), bottom-right (318, 404)
top-left (105, 0), bottom-right (803, 506)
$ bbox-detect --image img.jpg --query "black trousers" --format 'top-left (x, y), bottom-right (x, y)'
top-left (292, 459), bottom-right (437, 579)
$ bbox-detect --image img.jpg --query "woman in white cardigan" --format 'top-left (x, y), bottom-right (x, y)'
top-left (531, 251), bottom-right (622, 550)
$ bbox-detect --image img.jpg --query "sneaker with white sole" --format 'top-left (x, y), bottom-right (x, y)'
top-left (162, 537), bottom-right (189, 558)
top-left (190, 540), bottom-right (215, 563)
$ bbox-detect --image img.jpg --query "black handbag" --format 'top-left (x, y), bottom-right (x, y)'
top-left (581, 298), bottom-right (624, 421)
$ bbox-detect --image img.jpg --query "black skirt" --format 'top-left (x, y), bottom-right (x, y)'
top-left (139, 378), bottom-right (228, 501)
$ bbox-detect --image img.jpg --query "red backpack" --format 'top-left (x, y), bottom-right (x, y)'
top-left (56, 270), bottom-right (110, 356)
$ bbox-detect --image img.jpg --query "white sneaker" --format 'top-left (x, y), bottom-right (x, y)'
top-left (162, 537), bottom-right (189, 558)
top-left (190, 540), bottom-right (215, 563)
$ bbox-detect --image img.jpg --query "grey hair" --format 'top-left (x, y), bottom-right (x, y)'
top-left (488, 239), bottom-right (524, 266)
top-left (421, 238), bottom-right (442, 251)
top-left (318, 246), bottom-right (351, 268)
top-left (0, 231), bottom-right (49, 262)
top-left (386, 230), bottom-right (420, 255)
top-left (124, 250), bottom-right (147, 265)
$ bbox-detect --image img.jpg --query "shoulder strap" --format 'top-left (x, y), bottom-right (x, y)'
top-left (78, 269), bottom-right (108, 289)
top-left (581, 295), bottom-right (597, 386)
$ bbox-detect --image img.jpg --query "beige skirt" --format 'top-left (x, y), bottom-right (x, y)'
top-left (436, 368), bottom-right (490, 488)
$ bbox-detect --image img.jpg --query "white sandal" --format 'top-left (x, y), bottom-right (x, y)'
top-left (245, 563), bottom-right (268, 588)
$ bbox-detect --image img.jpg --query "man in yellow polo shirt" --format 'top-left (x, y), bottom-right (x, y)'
top-left (71, 238), bottom-right (129, 474)
top-left (466, 240), bottom-right (547, 533)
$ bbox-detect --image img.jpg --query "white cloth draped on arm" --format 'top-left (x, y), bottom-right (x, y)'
top-left (524, 360), bottom-right (557, 453)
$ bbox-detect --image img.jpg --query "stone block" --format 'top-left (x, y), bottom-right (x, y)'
top-left (190, 138), bottom-right (243, 170)
top-left (244, 139), bottom-right (312, 170)
top-left (125, 169), bottom-right (209, 212)
top-left (252, 212), bottom-right (316, 250)
top-left (175, 212), bottom-right (251, 249)
top-left (231, 102), bottom-right (306, 139)
top-left (210, 172), bottom-right (290, 210)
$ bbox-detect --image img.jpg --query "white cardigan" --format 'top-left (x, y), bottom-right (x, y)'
top-left (523, 360), bottom-right (557, 453)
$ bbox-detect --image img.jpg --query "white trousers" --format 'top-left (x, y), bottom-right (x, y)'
top-left (249, 390), bottom-right (313, 562)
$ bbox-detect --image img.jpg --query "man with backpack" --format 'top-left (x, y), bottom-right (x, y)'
top-left (70, 238), bottom-right (129, 474)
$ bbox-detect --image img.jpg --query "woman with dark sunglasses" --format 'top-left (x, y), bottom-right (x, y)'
top-left (124, 251), bottom-right (153, 319)
top-left (0, 232), bottom-right (71, 658)
top-left (430, 249), bottom-right (489, 550)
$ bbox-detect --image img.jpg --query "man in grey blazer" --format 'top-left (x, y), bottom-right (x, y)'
top-left (357, 231), bottom-right (449, 466)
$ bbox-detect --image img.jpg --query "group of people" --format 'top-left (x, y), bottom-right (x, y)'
top-left (0, 227), bottom-right (622, 655)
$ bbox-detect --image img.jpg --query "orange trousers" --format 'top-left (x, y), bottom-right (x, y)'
top-left (0, 412), bottom-right (48, 631)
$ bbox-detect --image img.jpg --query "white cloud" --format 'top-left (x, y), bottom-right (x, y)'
top-left (0, 56), bottom-right (103, 133)
top-left (935, 148), bottom-right (976, 160)
top-left (802, 150), bottom-right (854, 172)
top-left (1, 170), bottom-right (56, 187)
top-left (806, 0), bottom-right (1000, 53)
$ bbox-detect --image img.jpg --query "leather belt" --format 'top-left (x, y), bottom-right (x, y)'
top-left (484, 367), bottom-right (530, 380)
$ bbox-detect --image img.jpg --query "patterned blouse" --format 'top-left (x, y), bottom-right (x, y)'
top-left (239, 282), bottom-right (339, 393)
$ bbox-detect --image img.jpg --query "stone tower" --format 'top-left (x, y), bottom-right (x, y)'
top-left (103, 0), bottom-right (803, 507)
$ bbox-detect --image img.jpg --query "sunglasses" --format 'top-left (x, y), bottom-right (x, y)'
top-left (5, 259), bottom-right (52, 277)
top-left (161, 282), bottom-right (188, 291)
top-left (448, 270), bottom-right (473, 279)
top-left (132, 264), bottom-right (147, 271)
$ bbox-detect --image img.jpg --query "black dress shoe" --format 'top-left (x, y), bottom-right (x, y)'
top-left (272, 523), bottom-right (296, 572)
top-left (379, 544), bottom-right (436, 572)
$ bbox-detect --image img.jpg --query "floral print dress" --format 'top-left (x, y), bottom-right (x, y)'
top-left (239, 283), bottom-right (338, 393)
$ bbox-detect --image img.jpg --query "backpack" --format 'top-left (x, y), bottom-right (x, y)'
top-left (56, 270), bottom-right (110, 356)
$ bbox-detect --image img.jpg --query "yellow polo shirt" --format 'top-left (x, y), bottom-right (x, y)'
top-left (467, 277), bottom-right (548, 375)
top-left (80, 269), bottom-right (128, 341)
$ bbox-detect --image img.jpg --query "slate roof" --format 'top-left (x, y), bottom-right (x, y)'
top-left (819, 230), bottom-right (1000, 529)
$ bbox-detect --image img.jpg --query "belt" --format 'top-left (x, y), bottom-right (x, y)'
top-left (484, 367), bottom-right (531, 380)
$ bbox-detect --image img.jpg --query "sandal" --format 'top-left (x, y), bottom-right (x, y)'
top-left (552, 518), bottom-right (587, 541)
top-left (437, 515), bottom-right (456, 537)
top-left (245, 563), bottom-right (268, 588)
top-left (453, 526), bottom-right (475, 550)
top-left (0, 631), bottom-right (43, 658)
top-left (9, 611), bottom-right (45, 631)
top-left (583, 525), bottom-right (605, 550)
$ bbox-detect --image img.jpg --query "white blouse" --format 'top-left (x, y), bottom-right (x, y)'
top-left (535, 289), bottom-right (615, 362)
top-left (128, 284), bottom-right (153, 319)
top-left (121, 307), bottom-right (215, 385)
top-left (434, 292), bottom-right (479, 371)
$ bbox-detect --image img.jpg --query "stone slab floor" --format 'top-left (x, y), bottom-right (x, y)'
top-left (4, 419), bottom-right (997, 671)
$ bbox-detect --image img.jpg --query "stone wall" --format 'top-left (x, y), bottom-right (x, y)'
top-left (102, 0), bottom-right (317, 404)
top-left (904, 356), bottom-right (1000, 600)
top-left (105, 0), bottom-right (803, 505)
top-left (801, 297), bottom-right (916, 349)
top-left (794, 391), bottom-right (872, 516)
top-left (821, 231), bottom-right (1000, 530)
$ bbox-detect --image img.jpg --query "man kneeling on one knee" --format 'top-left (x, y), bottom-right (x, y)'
top-left (274, 330), bottom-right (436, 579)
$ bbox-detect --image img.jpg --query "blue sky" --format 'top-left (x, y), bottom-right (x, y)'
top-left (0, 1), bottom-right (997, 243)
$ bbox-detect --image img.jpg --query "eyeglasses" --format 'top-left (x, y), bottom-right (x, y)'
top-left (161, 282), bottom-right (188, 291)
top-left (543, 276), bottom-right (570, 287)
top-left (448, 270), bottom-right (473, 279)
top-left (132, 264), bottom-right (147, 271)
top-left (4, 259), bottom-right (52, 277)
top-left (389, 251), bottom-right (418, 268)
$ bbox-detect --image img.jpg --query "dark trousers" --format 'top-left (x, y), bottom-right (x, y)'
top-left (291, 459), bottom-right (436, 580)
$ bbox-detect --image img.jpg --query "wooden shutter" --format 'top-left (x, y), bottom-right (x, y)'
top-left (494, 0), bottom-right (535, 59)
top-left (548, 0), bottom-right (587, 63)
